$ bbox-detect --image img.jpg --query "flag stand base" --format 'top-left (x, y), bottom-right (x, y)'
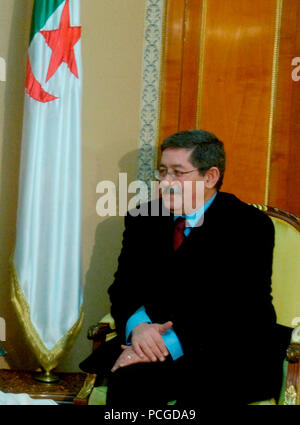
top-left (34, 369), bottom-right (59, 383)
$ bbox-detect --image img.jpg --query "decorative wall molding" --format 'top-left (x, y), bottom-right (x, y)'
top-left (137, 0), bottom-right (165, 200)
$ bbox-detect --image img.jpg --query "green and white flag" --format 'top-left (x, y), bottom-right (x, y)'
top-left (11, 0), bottom-right (83, 372)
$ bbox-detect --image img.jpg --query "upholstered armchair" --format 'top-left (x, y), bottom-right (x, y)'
top-left (75, 205), bottom-right (300, 405)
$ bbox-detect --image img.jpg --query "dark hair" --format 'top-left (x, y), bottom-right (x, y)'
top-left (161, 129), bottom-right (225, 190)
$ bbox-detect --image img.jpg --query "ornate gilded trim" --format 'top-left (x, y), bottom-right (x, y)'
top-left (196, 0), bottom-right (207, 128)
top-left (264, 0), bottom-right (283, 205)
top-left (291, 325), bottom-right (300, 343)
top-left (251, 203), bottom-right (268, 212)
top-left (10, 258), bottom-right (84, 374)
top-left (284, 385), bottom-right (297, 405)
top-left (74, 373), bottom-right (97, 402)
top-left (137, 0), bottom-right (166, 200)
top-left (286, 344), bottom-right (300, 363)
top-left (298, 367), bottom-right (300, 405)
top-left (251, 204), bottom-right (300, 232)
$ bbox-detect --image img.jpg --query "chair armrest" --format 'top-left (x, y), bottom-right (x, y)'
top-left (88, 320), bottom-right (117, 351)
top-left (286, 343), bottom-right (300, 363)
top-left (291, 323), bottom-right (300, 343)
top-left (283, 325), bottom-right (300, 405)
top-left (88, 322), bottom-right (113, 342)
top-left (87, 313), bottom-right (117, 350)
top-left (74, 315), bottom-right (117, 404)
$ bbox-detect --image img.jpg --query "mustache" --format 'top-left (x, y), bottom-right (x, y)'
top-left (161, 185), bottom-right (182, 195)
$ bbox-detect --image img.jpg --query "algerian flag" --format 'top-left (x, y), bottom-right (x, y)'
top-left (11, 0), bottom-right (83, 373)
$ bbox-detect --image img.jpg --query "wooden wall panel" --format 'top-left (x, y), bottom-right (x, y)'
top-left (159, 0), bottom-right (203, 144)
top-left (179, 0), bottom-right (203, 130)
top-left (198, 0), bottom-right (278, 204)
top-left (268, 0), bottom-right (300, 216)
top-left (159, 0), bottom-right (186, 144)
top-left (158, 0), bottom-right (300, 215)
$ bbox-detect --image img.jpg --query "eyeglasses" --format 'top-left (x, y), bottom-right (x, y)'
top-left (154, 168), bottom-right (198, 181)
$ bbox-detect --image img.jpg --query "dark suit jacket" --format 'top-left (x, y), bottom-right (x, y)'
top-left (107, 191), bottom-right (287, 402)
top-left (109, 191), bottom-right (275, 338)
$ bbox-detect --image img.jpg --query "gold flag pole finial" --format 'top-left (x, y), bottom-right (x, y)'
top-left (34, 368), bottom-right (59, 383)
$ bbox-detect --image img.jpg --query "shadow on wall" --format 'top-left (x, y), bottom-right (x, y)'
top-left (59, 149), bottom-right (141, 370)
top-left (0, 0), bottom-right (37, 370)
top-left (83, 148), bottom-right (140, 331)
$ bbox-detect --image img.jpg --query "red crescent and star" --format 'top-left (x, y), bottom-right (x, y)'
top-left (25, 0), bottom-right (81, 103)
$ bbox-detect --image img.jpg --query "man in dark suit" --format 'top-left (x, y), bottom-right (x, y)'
top-left (83, 130), bottom-right (283, 406)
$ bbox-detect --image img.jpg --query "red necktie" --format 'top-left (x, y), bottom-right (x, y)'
top-left (173, 217), bottom-right (186, 251)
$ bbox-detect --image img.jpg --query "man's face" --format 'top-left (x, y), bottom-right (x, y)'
top-left (159, 148), bottom-right (205, 215)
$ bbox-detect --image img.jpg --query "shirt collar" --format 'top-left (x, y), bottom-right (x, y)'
top-left (174, 191), bottom-right (217, 227)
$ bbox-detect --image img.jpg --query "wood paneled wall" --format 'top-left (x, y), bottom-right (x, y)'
top-left (158, 0), bottom-right (300, 215)
top-left (269, 0), bottom-right (300, 215)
